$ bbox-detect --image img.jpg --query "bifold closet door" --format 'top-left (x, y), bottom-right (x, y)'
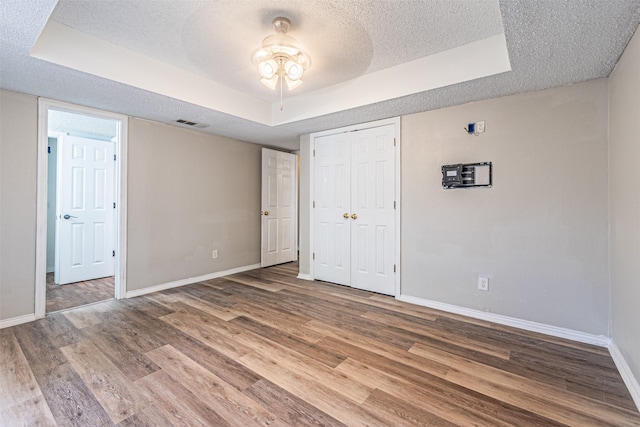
top-left (313, 124), bottom-right (396, 295)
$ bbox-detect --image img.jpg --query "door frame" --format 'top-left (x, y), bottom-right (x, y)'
top-left (307, 117), bottom-right (401, 297)
top-left (35, 98), bottom-right (128, 318)
top-left (46, 130), bottom-right (66, 275)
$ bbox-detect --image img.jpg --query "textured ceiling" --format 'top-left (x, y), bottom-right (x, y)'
top-left (1, 0), bottom-right (639, 150)
top-left (49, 110), bottom-right (118, 140)
top-left (49, 0), bottom-right (504, 100)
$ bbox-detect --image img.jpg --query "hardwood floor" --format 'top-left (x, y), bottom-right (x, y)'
top-left (46, 273), bottom-right (114, 313)
top-left (2, 263), bottom-right (639, 426)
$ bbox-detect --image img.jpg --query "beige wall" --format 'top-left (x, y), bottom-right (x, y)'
top-left (0, 94), bottom-right (262, 322)
top-left (127, 118), bottom-right (261, 291)
top-left (610, 27), bottom-right (640, 387)
top-left (401, 79), bottom-right (610, 335)
top-left (0, 60), bottom-right (634, 377)
top-left (298, 79), bottom-right (610, 335)
top-left (0, 89), bottom-right (38, 320)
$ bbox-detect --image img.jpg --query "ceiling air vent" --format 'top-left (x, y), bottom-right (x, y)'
top-left (175, 119), bottom-right (208, 129)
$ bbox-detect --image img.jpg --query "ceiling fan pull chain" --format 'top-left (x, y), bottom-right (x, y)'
top-left (280, 75), bottom-right (284, 111)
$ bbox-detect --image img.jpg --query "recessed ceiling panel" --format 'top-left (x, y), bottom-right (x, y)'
top-left (49, 0), bottom-right (504, 104)
top-left (3, 0), bottom-right (638, 149)
top-left (37, 0), bottom-right (509, 125)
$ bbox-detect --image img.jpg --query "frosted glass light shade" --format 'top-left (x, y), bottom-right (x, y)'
top-left (258, 60), bottom-right (277, 79)
top-left (285, 61), bottom-right (303, 80)
top-left (260, 75), bottom-right (279, 90)
top-left (285, 75), bottom-right (303, 90)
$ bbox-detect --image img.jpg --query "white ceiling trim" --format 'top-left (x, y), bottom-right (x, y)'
top-left (271, 34), bottom-right (512, 125)
top-left (32, 19), bottom-right (510, 127)
top-left (31, 21), bottom-right (273, 124)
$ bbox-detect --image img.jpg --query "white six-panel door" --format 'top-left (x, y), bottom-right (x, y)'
top-left (314, 132), bottom-right (352, 286)
top-left (261, 148), bottom-right (297, 267)
top-left (313, 124), bottom-right (396, 295)
top-left (350, 125), bottom-right (396, 294)
top-left (56, 135), bottom-right (115, 284)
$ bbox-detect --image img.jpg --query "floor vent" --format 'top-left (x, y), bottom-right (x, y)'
top-left (175, 119), bottom-right (208, 128)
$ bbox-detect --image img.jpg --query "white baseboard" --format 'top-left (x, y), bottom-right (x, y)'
top-left (297, 273), bottom-right (313, 281)
top-left (397, 294), bottom-right (611, 348)
top-left (609, 341), bottom-right (640, 411)
top-left (0, 314), bottom-right (37, 329)
top-left (125, 263), bottom-right (261, 298)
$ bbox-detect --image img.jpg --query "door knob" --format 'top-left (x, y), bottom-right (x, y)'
top-left (343, 213), bottom-right (349, 219)
top-left (63, 214), bottom-right (77, 220)
top-left (263, 211), bottom-right (269, 216)
top-left (351, 213), bottom-right (358, 220)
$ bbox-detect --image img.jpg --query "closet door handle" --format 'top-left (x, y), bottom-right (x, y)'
top-left (351, 213), bottom-right (358, 220)
top-left (343, 213), bottom-right (349, 219)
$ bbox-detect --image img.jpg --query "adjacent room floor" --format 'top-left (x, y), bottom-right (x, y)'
top-left (3, 263), bottom-right (639, 426)
top-left (45, 273), bottom-right (114, 313)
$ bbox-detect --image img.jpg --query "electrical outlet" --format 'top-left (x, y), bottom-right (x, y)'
top-left (478, 276), bottom-right (489, 291)
top-left (212, 250), bottom-right (218, 259)
top-left (476, 120), bottom-right (485, 133)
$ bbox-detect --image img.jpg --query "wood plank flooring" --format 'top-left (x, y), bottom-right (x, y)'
top-left (46, 273), bottom-right (114, 313)
top-left (2, 263), bottom-right (639, 426)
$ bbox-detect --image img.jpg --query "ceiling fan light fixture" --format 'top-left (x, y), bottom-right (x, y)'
top-left (258, 59), bottom-right (278, 79)
top-left (284, 60), bottom-right (303, 80)
top-left (260, 75), bottom-right (279, 90)
top-left (252, 17), bottom-right (311, 109)
top-left (285, 75), bottom-right (303, 90)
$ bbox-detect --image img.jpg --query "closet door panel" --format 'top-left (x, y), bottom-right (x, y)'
top-left (312, 122), bottom-right (397, 296)
top-left (350, 125), bottom-right (396, 295)
top-left (313, 133), bottom-right (351, 286)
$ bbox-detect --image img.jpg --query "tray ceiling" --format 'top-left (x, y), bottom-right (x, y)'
top-left (1, 1), bottom-right (639, 149)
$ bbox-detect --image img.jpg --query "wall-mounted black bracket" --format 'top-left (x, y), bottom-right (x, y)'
top-left (442, 162), bottom-right (492, 189)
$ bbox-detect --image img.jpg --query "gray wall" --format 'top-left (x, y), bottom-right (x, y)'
top-left (297, 79), bottom-right (610, 335)
top-left (401, 79), bottom-right (610, 335)
top-left (0, 67), bottom-right (635, 385)
top-left (0, 92), bottom-right (262, 322)
top-left (609, 27), bottom-right (640, 387)
top-left (126, 118), bottom-right (261, 291)
top-left (0, 89), bottom-right (38, 320)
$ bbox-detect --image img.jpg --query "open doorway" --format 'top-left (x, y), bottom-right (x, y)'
top-left (35, 99), bottom-right (128, 317)
top-left (46, 114), bottom-right (117, 312)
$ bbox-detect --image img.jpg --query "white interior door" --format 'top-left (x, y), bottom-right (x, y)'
top-left (55, 134), bottom-right (115, 284)
top-left (349, 126), bottom-right (396, 294)
top-left (313, 124), bottom-right (397, 295)
top-left (261, 148), bottom-right (297, 267)
top-left (313, 133), bottom-right (352, 286)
